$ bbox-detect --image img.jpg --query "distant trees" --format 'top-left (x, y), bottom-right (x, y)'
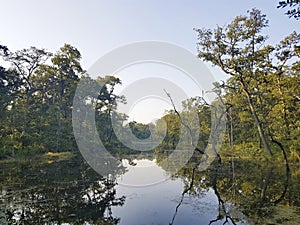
top-left (154, 111), bottom-right (181, 150)
top-left (127, 121), bottom-right (151, 140)
top-left (153, 97), bottom-right (211, 152)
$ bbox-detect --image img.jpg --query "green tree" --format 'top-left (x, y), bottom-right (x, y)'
top-left (0, 66), bottom-right (22, 157)
top-left (154, 111), bottom-right (181, 150)
top-left (35, 44), bottom-right (83, 152)
top-left (0, 43), bottom-right (128, 156)
top-left (128, 121), bottom-right (151, 140)
top-left (2, 46), bottom-right (52, 151)
top-left (95, 75), bottom-right (126, 146)
top-left (3, 46), bottom-right (52, 122)
top-left (195, 9), bottom-right (300, 156)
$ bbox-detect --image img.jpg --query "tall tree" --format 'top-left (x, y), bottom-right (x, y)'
top-left (2, 46), bottom-right (52, 150)
top-left (4, 46), bottom-right (52, 116)
top-left (95, 76), bottom-right (125, 145)
top-left (0, 66), bottom-right (22, 157)
top-left (37, 44), bottom-right (83, 151)
top-left (195, 9), bottom-right (300, 156)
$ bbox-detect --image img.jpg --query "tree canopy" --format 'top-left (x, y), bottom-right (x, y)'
top-left (0, 9), bottom-right (299, 163)
top-left (278, 0), bottom-right (300, 19)
top-left (195, 8), bottom-right (300, 158)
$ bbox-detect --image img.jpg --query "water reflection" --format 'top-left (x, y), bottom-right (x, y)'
top-left (0, 155), bottom-right (125, 225)
top-left (167, 154), bottom-right (300, 225)
top-left (112, 156), bottom-right (243, 225)
top-left (111, 152), bottom-right (300, 225)
top-left (1, 153), bottom-right (300, 225)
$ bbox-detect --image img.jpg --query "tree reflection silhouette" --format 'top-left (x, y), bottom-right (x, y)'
top-left (0, 155), bottom-right (125, 225)
top-left (161, 151), bottom-right (295, 225)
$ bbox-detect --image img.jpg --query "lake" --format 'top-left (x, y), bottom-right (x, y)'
top-left (0, 152), bottom-right (300, 225)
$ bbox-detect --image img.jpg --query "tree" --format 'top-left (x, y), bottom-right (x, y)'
top-left (154, 111), bottom-right (181, 150)
top-left (128, 121), bottom-right (151, 139)
top-left (4, 46), bottom-right (52, 116)
top-left (0, 44), bottom-right (9, 56)
top-left (0, 42), bottom-right (129, 156)
top-left (195, 9), bottom-right (300, 156)
top-left (34, 44), bottom-right (83, 152)
top-left (2, 46), bottom-right (52, 151)
top-left (278, 0), bottom-right (300, 19)
top-left (95, 75), bottom-right (126, 146)
top-left (0, 66), bottom-right (22, 157)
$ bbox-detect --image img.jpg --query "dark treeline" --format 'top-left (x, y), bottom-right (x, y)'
top-left (0, 44), bottom-right (128, 158)
top-left (0, 44), bottom-right (81, 157)
top-left (0, 9), bottom-right (299, 162)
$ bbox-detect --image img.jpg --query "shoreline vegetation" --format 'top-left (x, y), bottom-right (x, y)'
top-left (0, 9), bottom-right (299, 169)
top-left (1, 149), bottom-right (300, 225)
top-left (1, 147), bottom-right (299, 166)
top-left (1, 5), bottom-right (300, 225)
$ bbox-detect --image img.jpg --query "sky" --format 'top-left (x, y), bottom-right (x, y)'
top-left (1, 0), bottom-right (299, 123)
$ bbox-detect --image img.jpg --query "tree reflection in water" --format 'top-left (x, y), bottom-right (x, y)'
top-left (159, 150), bottom-right (298, 225)
top-left (1, 152), bottom-right (299, 225)
top-left (0, 155), bottom-right (125, 225)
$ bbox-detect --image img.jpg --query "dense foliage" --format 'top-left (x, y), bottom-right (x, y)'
top-left (194, 9), bottom-right (300, 160)
top-left (0, 9), bottom-right (299, 162)
top-left (0, 44), bottom-right (126, 158)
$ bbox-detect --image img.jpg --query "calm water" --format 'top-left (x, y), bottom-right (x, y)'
top-left (112, 158), bottom-right (231, 225)
top-left (0, 153), bottom-right (300, 225)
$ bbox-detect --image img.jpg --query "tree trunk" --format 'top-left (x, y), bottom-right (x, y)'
top-left (276, 75), bottom-right (290, 136)
top-left (240, 82), bottom-right (272, 156)
top-left (56, 93), bottom-right (62, 152)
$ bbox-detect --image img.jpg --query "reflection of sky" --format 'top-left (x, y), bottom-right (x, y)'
top-left (117, 159), bottom-right (170, 187)
top-left (111, 159), bottom-right (245, 225)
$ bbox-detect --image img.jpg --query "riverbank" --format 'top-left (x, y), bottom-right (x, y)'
top-left (0, 151), bottom-right (76, 165)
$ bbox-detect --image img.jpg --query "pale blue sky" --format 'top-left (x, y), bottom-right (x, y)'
top-left (1, 0), bottom-right (299, 123)
top-left (1, 0), bottom-right (298, 67)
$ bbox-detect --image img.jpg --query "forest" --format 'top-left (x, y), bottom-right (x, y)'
top-left (1, 6), bottom-right (300, 225)
top-left (0, 9), bottom-right (299, 164)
